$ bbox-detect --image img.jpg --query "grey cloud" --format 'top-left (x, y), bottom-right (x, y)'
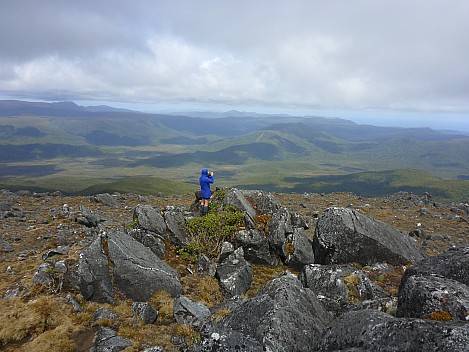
top-left (1, 0), bottom-right (469, 113)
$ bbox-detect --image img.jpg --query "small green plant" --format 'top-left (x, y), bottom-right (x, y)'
top-left (177, 243), bottom-right (204, 262)
top-left (126, 219), bottom-right (139, 229)
top-left (184, 206), bottom-right (245, 258)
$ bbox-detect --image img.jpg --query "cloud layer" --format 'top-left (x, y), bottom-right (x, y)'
top-left (1, 0), bottom-right (469, 113)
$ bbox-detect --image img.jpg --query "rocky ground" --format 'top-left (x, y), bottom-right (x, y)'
top-left (0, 189), bottom-right (468, 351)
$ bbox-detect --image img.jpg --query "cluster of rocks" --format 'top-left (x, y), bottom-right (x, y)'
top-left (2, 188), bottom-right (469, 351)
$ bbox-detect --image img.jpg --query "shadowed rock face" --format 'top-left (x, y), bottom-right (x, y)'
top-left (313, 207), bottom-right (426, 265)
top-left (313, 309), bottom-right (469, 352)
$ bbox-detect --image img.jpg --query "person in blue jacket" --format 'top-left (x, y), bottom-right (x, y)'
top-left (199, 168), bottom-right (214, 215)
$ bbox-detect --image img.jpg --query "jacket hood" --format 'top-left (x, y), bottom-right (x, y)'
top-left (201, 169), bottom-right (209, 176)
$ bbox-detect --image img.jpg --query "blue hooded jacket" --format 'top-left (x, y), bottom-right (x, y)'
top-left (199, 169), bottom-right (214, 199)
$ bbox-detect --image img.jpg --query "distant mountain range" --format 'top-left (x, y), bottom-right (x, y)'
top-left (1, 100), bottom-right (469, 201)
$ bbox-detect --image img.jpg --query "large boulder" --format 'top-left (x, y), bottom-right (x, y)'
top-left (400, 246), bottom-right (469, 286)
top-left (69, 234), bottom-right (115, 304)
top-left (299, 263), bottom-right (391, 315)
top-left (396, 274), bottom-right (469, 321)
top-left (234, 229), bottom-right (280, 266)
top-left (215, 247), bottom-right (253, 297)
top-left (221, 189), bottom-right (257, 228)
top-left (313, 207), bottom-right (426, 265)
top-left (314, 309), bottom-right (469, 352)
top-left (163, 206), bottom-right (190, 248)
top-left (69, 231), bottom-right (183, 303)
top-left (200, 273), bottom-right (333, 352)
top-left (108, 230), bottom-right (183, 301)
top-left (133, 204), bottom-right (166, 235)
top-left (127, 229), bottom-right (166, 259)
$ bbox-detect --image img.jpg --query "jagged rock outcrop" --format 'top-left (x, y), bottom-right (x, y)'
top-left (133, 204), bottom-right (166, 235)
top-left (396, 274), bottom-right (469, 320)
top-left (313, 206), bottom-right (426, 265)
top-left (69, 231), bottom-right (183, 303)
top-left (163, 205), bottom-right (190, 247)
top-left (90, 193), bottom-right (119, 207)
top-left (0, 235), bottom-right (14, 252)
top-left (215, 247), bottom-right (253, 297)
top-left (222, 189), bottom-right (314, 268)
top-left (299, 263), bottom-right (391, 315)
top-left (127, 229), bottom-right (166, 259)
top-left (75, 205), bottom-right (105, 228)
top-left (195, 273), bottom-right (333, 352)
top-left (234, 229), bottom-right (280, 266)
top-left (396, 246), bottom-right (469, 320)
top-left (400, 246), bottom-right (469, 285)
top-left (313, 309), bottom-right (469, 352)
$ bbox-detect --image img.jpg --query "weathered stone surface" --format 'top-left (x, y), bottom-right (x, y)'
top-left (396, 274), bottom-right (469, 321)
top-left (133, 204), bottom-right (166, 235)
top-left (195, 254), bottom-right (217, 277)
top-left (401, 246), bottom-right (469, 286)
top-left (70, 231), bottom-right (182, 303)
top-left (93, 307), bottom-right (119, 321)
top-left (0, 235), bottom-right (14, 252)
top-left (202, 273), bottom-right (333, 352)
top-left (132, 302), bottom-right (158, 324)
top-left (91, 327), bottom-right (131, 352)
top-left (127, 229), bottom-right (166, 259)
top-left (313, 207), bottom-right (426, 265)
top-left (90, 193), bottom-right (118, 207)
top-left (222, 189), bottom-right (257, 228)
top-left (216, 247), bottom-right (252, 297)
top-left (299, 263), bottom-right (390, 315)
top-left (69, 235), bottom-right (115, 304)
top-left (234, 229), bottom-right (280, 266)
top-left (314, 309), bottom-right (469, 352)
top-left (282, 227), bottom-right (315, 269)
top-left (173, 295), bottom-right (211, 330)
top-left (76, 206), bottom-right (105, 228)
top-left (163, 206), bottom-right (190, 247)
top-left (108, 231), bottom-right (183, 301)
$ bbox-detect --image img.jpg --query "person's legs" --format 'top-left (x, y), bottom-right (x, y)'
top-left (201, 198), bottom-right (209, 215)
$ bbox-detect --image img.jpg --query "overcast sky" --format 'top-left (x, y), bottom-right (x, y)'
top-left (1, 1), bottom-right (469, 130)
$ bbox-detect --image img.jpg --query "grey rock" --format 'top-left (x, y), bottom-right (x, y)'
top-left (107, 230), bottom-right (183, 301)
top-left (219, 241), bottom-right (234, 262)
top-left (314, 207), bottom-right (426, 265)
top-left (76, 206), bottom-right (105, 228)
top-left (299, 263), bottom-right (391, 315)
top-left (314, 309), bottom-right (469, 352)
top-left (397, 274), bottom-right (469, 320)
top-left (127, 229), bottom-right (166, 259)
top-left (195, 254), bottom-right (217, 277)
top-left (401, 246), bottom-right (469, 286)
top-left (94, 307), bottom-right (119, 321)
top-left (91, 327), bottom-right (131, 352)
top-left (42, 245), bottom-right (70, 260)
top-left (209, 273), bottom-right (333, 352)
top-left (68, 234), bottom-right (115, 304)
top-left (32, 262), bottom-right (56, 287)
top-left (216, 247), bottom-right (252, 297)
top-left (163, 206), bottom-right (190, 247)
top-left (91, 193), bottom-right (118, 207)
top-left (234, 229), bottom-right (280, 266)
top-left (66, 293), bottom-right (83, 313)
top-left (173, 295), bottom-right (211, 330)
top-left (133, 204), bottom-right (166, 235)
top-left (132, 302), bottom-right (158, 324)
top-left (221, 189), bottom-right (257, 228)
top-left (282, 227), bottom-right (315, 269)
top-left (0, 236), bottom-right (14, 252)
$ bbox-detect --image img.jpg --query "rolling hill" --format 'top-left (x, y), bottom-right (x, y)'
top-left (1, 100), bottom-right (469, 201)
